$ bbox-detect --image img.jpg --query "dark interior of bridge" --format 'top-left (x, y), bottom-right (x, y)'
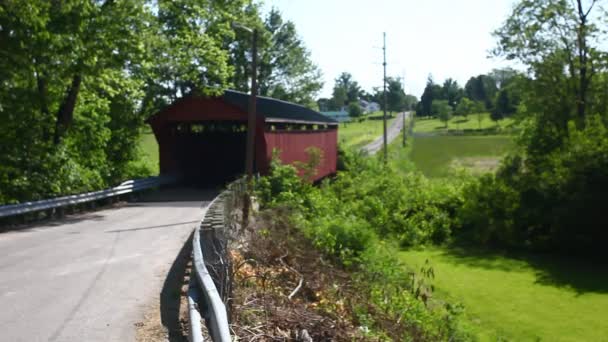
top-left (172, 122), bottom-right (247, 186)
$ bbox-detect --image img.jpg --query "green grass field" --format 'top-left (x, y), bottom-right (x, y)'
top-left (338, 113), bottom-right (396, 150)
top-left (409, 135), bottom-right (512, 177)
top-left (400, 247), bottom-right (608, 341)
top-left (414, 113), bottom-right (514, 133)
top-left (139, 131), bottom-right (159, 174)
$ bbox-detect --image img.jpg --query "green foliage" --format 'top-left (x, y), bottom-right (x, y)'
top-left (456, 0), bottom-right (608, 257)
top-left (257, 148), bottom-right (466, 254)
top-left (256, 150), bottom-right (308, 207)
top-left (347, 102), bottom-right (363, 118)
top-left (0, 0), bottom-right (156, 203)
top-left (329, 72), bottom-right (360, 110)
top-left (255, 153), bottom-right (471, 340)
top-left (0, 1), bottom-right (321, 204)
top-left (460, 116), bottom-right (608, 255)
top-left (491, 90), bottom-right (509, 121)
top-left (386, 77), bottom-right (407, 113)
top-left (419, 76), bottom-right (466, 116)
top-left (419, 76), bottom-right (444, 116)
top-left (442, 78), bottom-right (464, 109)
top-left (493, 0), bottom-right (606, 129)
top-left (293, 146), bottom-right (323, 182)
top-left (464, 74), bottom-right (497, 110)
top-left (455, 97), bottom-right (475, 118)
top-left (432, 100), bottom-right (453, 127)
top-left (255, 8), bottom-right (323, 107)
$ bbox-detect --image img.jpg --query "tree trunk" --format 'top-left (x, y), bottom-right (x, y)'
top-left (35, 72), bottom-right (51, 141)
top-left (576, 0), bottom-right (596, 123)
top-left (53, 75), bottom-right (82, 145)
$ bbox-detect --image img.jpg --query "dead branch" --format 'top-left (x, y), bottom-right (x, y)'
top-left (288, 277), bottom-right (304, 300)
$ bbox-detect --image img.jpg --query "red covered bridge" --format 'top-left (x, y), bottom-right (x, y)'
top-left (147, 90), bottom-right (338, 185)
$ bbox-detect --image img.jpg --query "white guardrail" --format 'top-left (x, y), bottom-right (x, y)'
top-left (190, 191), bottom-right (232, 342)
top-left (0, 176), bottom-right (176, 218)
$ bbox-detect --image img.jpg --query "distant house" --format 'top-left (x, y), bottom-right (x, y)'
top-left (360, 100), bottom-right (380, 113)
top-left (321, 111), bottom-right (351, 122)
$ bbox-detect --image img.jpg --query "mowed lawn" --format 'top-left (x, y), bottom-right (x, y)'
top-left (400, 247), bottom-right (608, 341)
top-left (414, 113), bottom-right (514, 133)
top-left (139, 130), bottom-right (159, 174)
top-left (410, 135), bottom-right (512, 177)
top-left (338, 113), bottom-right (396, 150)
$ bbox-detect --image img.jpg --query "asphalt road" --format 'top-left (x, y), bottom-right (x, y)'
top-left (361, 111), bottom-right (409, 155)
top-left (0, 187), bottom-right (216, 342)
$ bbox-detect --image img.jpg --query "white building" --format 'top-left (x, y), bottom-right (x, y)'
top-left (360, 100), bottom-right (381, 113)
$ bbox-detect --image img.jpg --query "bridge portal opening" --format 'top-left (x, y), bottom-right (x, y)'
top-left (171, 121), bottom-right (247, 186)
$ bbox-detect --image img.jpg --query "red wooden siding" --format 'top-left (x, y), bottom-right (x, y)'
top-left (147, 94), bottom-right (338, 183)
top-left (263, 129), bottom-right (338, 181)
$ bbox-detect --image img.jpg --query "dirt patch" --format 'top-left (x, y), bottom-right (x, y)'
top-left (230, 208), bottom-right (377, 341)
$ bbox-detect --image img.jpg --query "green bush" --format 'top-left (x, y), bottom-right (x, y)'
top-left (256, 151), bottom-right (308, 208)
top-left (307, 216), bottom-right (376, 262)
top-left (459, 115), bottom-right (608, 256)
top-left (256, 149), bottom-right (472, 340)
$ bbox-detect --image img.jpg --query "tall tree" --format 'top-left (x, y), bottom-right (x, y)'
top-left (432, 100), bottom-right (453, 128)
top-left (259, 9), bottom-right (323, 107)
top-left (493, 0), bottom-right (605, 127)
top-left (419, 76), bottom-right (442, 116)
top-left (386, 77), bottom-right (407, 113)
top-left (404, 94), bottom-right (418, 110)
top-left (455, 97), bottom-right (475, 119)
top-left (336, 73), bottom-right (361, 104)
top-left (153, 0), bottom-right (239, 99)
top-left (229, 8), bottom-right (323, 108)
top-left (489, 67), bottom-right (520, 89)
top-left (464, 75), bottom-right (497, 110)
top-left (0, 0), bottom-right (158, 203)
top-left (330, 72), bottom-right (361, 109)
top-left (442, 78), bottom-right (464, 109)
top-left (492, 90), bottom-right (509, 122)
top-left (0, 0), bottom-right (262, 203)
top-left (330, 86), bottom-right (348, 110)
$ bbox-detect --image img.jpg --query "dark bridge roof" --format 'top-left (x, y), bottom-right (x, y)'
top-left (223, 90), bottom-right (338, 126)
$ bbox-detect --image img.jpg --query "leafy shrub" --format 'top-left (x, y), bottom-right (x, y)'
top-left (460, 115), bottom-right (608, 256)
top-left (348, 102), bottom-right (364, 117)
top-left (255, 148), bottom-right (472, 340)
top-left (256, 151), bottom-right (308, 208)
top-left (307, 216), bottom-right (376, 262)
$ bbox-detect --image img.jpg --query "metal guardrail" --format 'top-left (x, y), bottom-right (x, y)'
top-left (0, 176), bottom-right (176, 218)
top-left (190, 178), bottom-right (247, 342)
top-left (191, 193), bottom-right (231, 342)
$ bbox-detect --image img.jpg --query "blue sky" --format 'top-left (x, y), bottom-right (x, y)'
top-left (261, 0), bottom-right (520, 99)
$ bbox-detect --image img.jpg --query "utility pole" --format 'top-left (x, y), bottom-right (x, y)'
top-left (233, 23), bottom-right (258, 225)
top-left (245, 28), bottom-right (258, 187)
top-left (400, 73), bottom-right (407, 147)
top-left (403, 108), bottom-right (407, 147)
top-left (382, 32), bottom-right (388, 163)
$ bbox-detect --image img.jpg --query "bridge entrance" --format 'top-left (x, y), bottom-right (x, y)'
top-left (171, 121), bottom-right (246, 185)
